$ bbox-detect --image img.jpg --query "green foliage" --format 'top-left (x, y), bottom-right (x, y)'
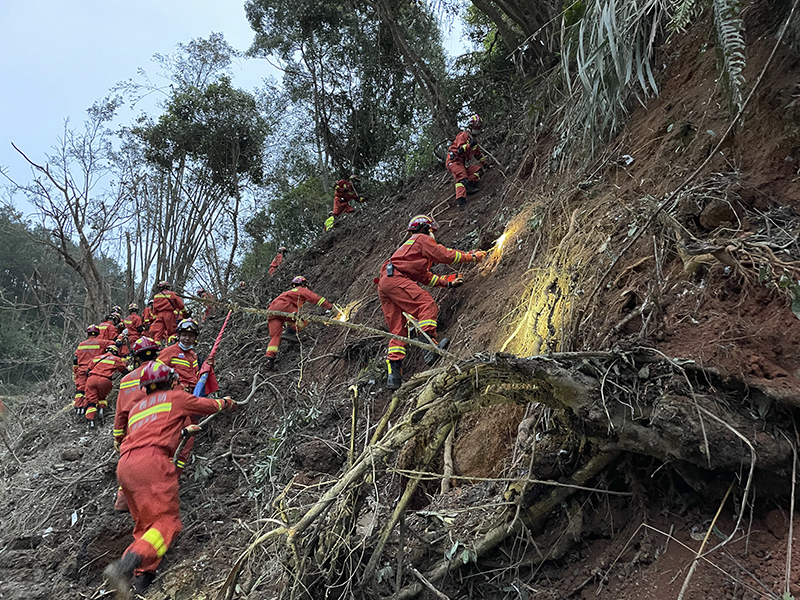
top-left (712, 0), bottom-right (746, 113)
top-left (135, 76), bottom-right (269, 194)
top-left (556, 0), bottom-right (668, 163)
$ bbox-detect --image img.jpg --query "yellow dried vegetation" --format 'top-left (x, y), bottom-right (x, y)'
top-left (497, 206), bottom-right (604, 356)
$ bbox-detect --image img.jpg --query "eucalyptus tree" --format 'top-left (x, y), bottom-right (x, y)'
top-left (245, 0), bottom-right (450, 182)
top-left (121, 34), bottom-right (271, 298)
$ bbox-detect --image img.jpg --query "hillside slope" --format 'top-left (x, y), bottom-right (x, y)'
top-left (3, 5), bottom-right (800, 600)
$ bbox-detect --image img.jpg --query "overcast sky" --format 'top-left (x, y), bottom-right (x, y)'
top-left (0, 1), bottom-right (270, 213)
top-left (0, 1), bottom-right (465, 216)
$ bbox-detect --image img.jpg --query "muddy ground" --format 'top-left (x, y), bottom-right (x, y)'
top-left (2, 3), bottom-right (800, 599)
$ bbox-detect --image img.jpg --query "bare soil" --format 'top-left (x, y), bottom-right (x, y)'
top-left (2, 3), bottom-right (800, 599)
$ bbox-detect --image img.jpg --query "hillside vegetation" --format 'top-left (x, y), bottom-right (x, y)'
top-left (2, 2), bottom-right (800, 600)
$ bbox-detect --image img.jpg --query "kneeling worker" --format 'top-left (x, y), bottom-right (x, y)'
top-left (265, 276), bottom-right (339, 371)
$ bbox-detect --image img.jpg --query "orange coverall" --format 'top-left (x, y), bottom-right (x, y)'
top-left (377, 234), bottom-right (478, 362)
top-left (266, 287), bottom-right (332, 358)
top-left (123, 312), bottom-right (143, 345)
top-left (116, 389), bottom-right (232, 577)
top-left (142, 307), bottom-right (155, 331)
top-left (150, 291), bottom-right (185, 343)
top-left (446, 130), bottom-right (485, 201)
top-left (157, 343), bottom-right (202, 470)
top-left (98, 319), bottom-right (119, 342)
top-left (85, 352), bottom-right (128, 421)
top-left (332, 179), bottom-right (363, 217)
top-left (198, 291), bottom-right (215, 322)
top-left (73, 336), bottom-right (103, 407)
top-left (268, 252), bottom-right (284, 276)
top-left (113, 362), bottom-right (150, 512)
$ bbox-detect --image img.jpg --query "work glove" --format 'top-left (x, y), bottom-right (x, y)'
top-left (472, 251), bottom-right (487, 263)
top-left (181, 424), bottom-right (202, 437)
top-left (447, 276), bottom-right (464, 289)
top-left (222, 396), bottom-right (236, 410)
top-left (114, 439), bottom-right (122, 453)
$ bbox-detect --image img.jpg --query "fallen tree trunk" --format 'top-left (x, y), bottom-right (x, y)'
top-left (218, 349), bottom-right (797, 599)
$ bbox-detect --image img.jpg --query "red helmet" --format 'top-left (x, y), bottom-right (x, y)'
top-left (177, 318), bottom-right (200, 335)
top-left (139, 362), bottom-right (176, 389)
top-left (128, 302), bottom-right (139, 312)
top-left (407, 214), bottom-right (439, 234)
top-left (131, 337), bottom-right (158, 356)
top-left (196, 288), bottom-right (205, 295)
top-left (87, 325), bottom-right (100, 335)
top-left (349, 174), bottom-right (360, 182)
top-left (292, 276), bottom-right (307, 286)
top-left (112, 305), bottom-right (123, 315)
top-left (467, 114), bottom-right (483, 131)
top-left (157, 280), bottom-right (170, 290)
top-left (147, 298), bottom-right (154, 305)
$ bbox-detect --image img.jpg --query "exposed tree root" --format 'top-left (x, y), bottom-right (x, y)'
top-left (218, 349), bottom-right (798, 600)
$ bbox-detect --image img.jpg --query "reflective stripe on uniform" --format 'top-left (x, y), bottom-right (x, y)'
top-left (316, 297), bottom-right (327, 306)
top-left (451, 251), bottom-right (463, 264)
top-left (388, 345), bottom-right (406, 356)
top-left (113, 428), bottom-right (124, 437)
top-left (429, 275), bottom-right (440, 287)
top-left (171, 358), bottom-right (192, 368)
top-left (418, 319), bottom-right (437, 329)
top-left (120, 379), bottom-right (140, 390)
top-left (267, 345), bottom-right (279, 352)
top-left (128, 403), bottom-right (172, 426)
top-left (142, 528), bottom-right (167, 558)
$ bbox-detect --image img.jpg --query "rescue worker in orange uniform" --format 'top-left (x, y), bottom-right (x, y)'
top-left (73, 325), bottom-right (103, 415)
top-left (265, 276), bottom-right (337, 371)
top-left (113, 336), bottom-right (161, 514)
top-left (268, 247), bottom-right (288, 277)
top-left (157, 319), bottom-right (201, 392)
top-left (122, 303), bottom-right (144, 347)
top-left (98, 314), bottom-right (122, 342)
top-left (377, 215), bottom-right (485, 389)
top-left (156, 319), bottom-right (208, 472)
top-left (103, 362), bottom-right (235, 598)
top-left (196, 288), bottom-right (215, 323)
top-left (85, 343), bottom-right (129, 428)
top-left (150, 281), bottom-right (185, 344)
top-left (141, 299), bottom-right (155, 332)
top-left (333, 174), bottom-right (364, 217)
top-left (446, 114), bottom-right (487, 207)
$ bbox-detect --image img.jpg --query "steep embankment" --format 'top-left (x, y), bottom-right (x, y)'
top-left (3, 5), bottom-right (800, 600)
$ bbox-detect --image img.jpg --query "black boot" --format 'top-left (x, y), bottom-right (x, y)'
top-left (423, 337), bottom-right (449, 366)
top-left (103, 551), bottom-right (142, 600)
top-left (265, 357), bottom-right (276, 372)
top-left (387, 359), bottom-right (403, 390)
top-left (132, 571), bottom-right (156, 595)
top-left (280, 326), bottom-right (300, 344)
top-left (465, 180), bottom-right (480, 195)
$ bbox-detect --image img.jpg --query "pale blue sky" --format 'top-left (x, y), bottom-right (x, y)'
top-left (0, 1), bottom-right (269, 209)
top-left (0, 1), bottom-right (466, 214)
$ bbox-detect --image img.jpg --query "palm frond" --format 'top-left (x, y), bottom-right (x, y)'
top-left (555, 0), bottom-right (671, 164)
top-left (669, 0), bottom-right (700, 32)
top-left (713, 0), bottom-right (746, 113)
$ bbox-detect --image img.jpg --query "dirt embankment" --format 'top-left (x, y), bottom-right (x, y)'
top-left (2, 3), bottom-right (800, 599)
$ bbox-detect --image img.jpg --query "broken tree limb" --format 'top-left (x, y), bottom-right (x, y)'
top-left (389, 451), bottom-right (621, 600)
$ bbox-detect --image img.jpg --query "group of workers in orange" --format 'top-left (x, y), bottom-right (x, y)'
top-left (264, 115), bottom-right (490, 389)
top-left (99, 113), bottom-right (490, 598)
top-left (69, 282), bottom-right (226, 597)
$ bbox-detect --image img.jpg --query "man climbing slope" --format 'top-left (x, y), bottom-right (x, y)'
top-left (446, 114), bottom-right (487, 207)
top-left (265, 276), bottom-right (338, 371)
top-left (377, 214), bottom-right (485, 390)
top-left (103, 362), bottom-right (235, 599)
